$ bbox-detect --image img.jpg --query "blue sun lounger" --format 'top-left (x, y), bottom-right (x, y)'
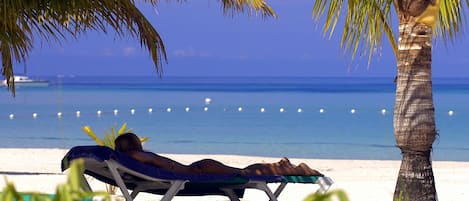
top-left (61, 146), bottom-right (333, 201)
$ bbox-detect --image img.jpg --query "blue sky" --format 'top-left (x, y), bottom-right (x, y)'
top-left (24, 0), bottom-right (469, 77)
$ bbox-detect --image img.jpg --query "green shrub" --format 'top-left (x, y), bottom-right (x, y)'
top-left (303, 189), bottom-right (349, 201)
top-left (82, 122), bottom-right (148, 149)
top-left (81, 123), bottom-right (148, 194)
top-left (1, 159), bottom-right (109, 201)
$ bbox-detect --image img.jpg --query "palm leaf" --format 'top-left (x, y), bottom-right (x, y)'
top-left (81, 126), bottom-right (105, 146)
top-left (303, 190), bottom-right (349, 201)
top-left (435, 0), bottom-right (469, 42)
top-left (118, 122), bottom-right (128, 135)
top-left (1, 0), bottom-right (275, 96)
top-left (312, 0), bottom-right (396, 64)
top-left (140, 137), bottom-right (150, 143)
top-left (312, 0), bottom-right (468, 63)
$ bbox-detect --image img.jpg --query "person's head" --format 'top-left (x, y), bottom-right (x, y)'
top-left (115, 133), bottom-right (143, 153)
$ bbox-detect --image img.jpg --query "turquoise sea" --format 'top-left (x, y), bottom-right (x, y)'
top-left (1, 76), bottom-right (468, 161)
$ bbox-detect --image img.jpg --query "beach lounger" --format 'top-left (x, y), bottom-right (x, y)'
top-left (61, 146), bottom-right (333, 201)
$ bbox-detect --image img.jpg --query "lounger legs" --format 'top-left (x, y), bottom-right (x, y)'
top-left (273, 183), bottom-right (287, 197)
top-left (106, 161), bottom-right (134, 201)
top-left (220, 188), bottom-right (241, 201)
top-left (160, 180), bottom-right (186, 201)
top-left (316, 177), bottom-right (334, 193)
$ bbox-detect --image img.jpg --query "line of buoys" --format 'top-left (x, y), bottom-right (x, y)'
top-left (3, 108), bottom-right (461, 120)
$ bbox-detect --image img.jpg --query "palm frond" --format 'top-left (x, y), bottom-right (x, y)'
top-left (435, 0), bottom-right (469, 42)
top-left (118, 122), bottom-right (128, 135)
top-left (82, 125), bottom-right (105, 146)
top-left (219, 0), bottom-right (277, 18)
top-left (312, 0), bottom-right (396, 64)
top-left (1, 0), bottom-right (275, 96)
top-left (303, 189), bottom-right (349, 201)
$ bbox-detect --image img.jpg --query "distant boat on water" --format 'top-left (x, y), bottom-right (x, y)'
top-left (2, 64), bottom-right (49, 87)
top-left (2, 75), bottom-right (49, 87)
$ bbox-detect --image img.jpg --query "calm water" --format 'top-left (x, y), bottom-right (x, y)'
top-left (1, 76), bottom-right (468, 161)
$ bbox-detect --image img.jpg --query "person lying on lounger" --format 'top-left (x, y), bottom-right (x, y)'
top-left (115, 133), bottom-right (323, 176)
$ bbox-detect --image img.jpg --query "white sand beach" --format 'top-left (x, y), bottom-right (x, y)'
top-left (1, 148), bottom-right (468, 201)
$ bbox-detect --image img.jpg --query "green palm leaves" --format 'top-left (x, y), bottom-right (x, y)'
top-left (311, 0), bottom-right (468, 63)
top-left (312, 0), bottom-right (396, 62)
top-left (1, 0), bottom-right (275, 96)
top-left (1, 159), bottom-right (109, 201)
top-left (303, 189), bottom-right (349, 201)
top-left (82, 122), bottom-right (148, 149)
top-left (1, 0), bottom-right (165, 95)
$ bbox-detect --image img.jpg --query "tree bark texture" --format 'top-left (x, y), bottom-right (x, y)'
top-left (393, 21), bottom-right (437, 201)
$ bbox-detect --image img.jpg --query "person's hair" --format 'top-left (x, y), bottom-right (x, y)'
top-left (115, 133), bottom-right (143, 153)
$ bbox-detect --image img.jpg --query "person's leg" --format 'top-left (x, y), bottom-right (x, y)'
top-left (294, 163), bottom-right (323, 176)
top-left (242, 160), bottom-right (323, 176)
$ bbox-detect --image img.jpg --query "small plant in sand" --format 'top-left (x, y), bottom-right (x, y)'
top-left (1, 159), bottom-right (109, 201)
top-left (81, 122), bottom-right (148, 194)
top-left (82, 122), bottom-right (148, 149)
top-left (303, 189), bottom-right (349, 201)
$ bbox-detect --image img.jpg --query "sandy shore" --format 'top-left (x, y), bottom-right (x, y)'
top-left (1, 148), bottom-right (468, 201)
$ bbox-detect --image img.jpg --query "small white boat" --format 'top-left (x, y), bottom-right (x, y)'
top-left (2, 75), bottom-right (49, 87)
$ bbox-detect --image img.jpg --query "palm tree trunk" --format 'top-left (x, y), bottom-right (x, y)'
top-left (393, 21), bottom-right (437, 201)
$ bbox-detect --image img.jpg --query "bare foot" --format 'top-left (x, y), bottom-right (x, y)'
top-left (298, 163), bottom-right (323, 176)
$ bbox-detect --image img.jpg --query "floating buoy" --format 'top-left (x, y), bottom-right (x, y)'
top-left (260, 108), bottom-right (265, 113)
top-left (185, 107), bottom-right (190, 112)
top-left (381, 109), bottom-right (387, 115)
top-left (350, 109), bottom-right (356, 114)
top-left (148, 108), bottom-right (153, 113)
top-left (448, 110), bottom-right (454, 116)
top-left (297, 108), bottom-right (303, 113)
top-left (130, 109), bottom-right (135, 115)
top-left (32, 113), bottom-right (38, 118)
top-left (204, 107), bottom-right (209, 112)
top-left (57, 112), bottom-right (63, 118)
top-left (166, 108), bottom-right (172, 112)
top-left (113, 109), bottom-right (118, 116)
top-left (238, 107), bottom-right (243, 112)
top-left (9, 114), bottom-right (14, 119)
top-left (279, 108), bottom-right (285, 113)
top-left (319, 108), bottom-right (325, 113)
top-left (76, 111), bottom-right (80, 117)
top-left (97, 110), bottom-right (102, 116)
top-left (205, 97), bottom-right (212, 105)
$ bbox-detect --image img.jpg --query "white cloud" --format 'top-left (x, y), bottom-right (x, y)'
top-left (172, 47), bottom-right (211, 58)
top-left (122, 47), bottom-right (136, 57)
top-left (103, 48), bottom-right (114, 56)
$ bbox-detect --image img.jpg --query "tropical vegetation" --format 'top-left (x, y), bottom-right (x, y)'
top-left (0, 0), bottom-right (276, 95)
top-left (82, 122), bottom-right (148, 149)
top-left (311, 0), bottom-right (468, 200)
top-left (1, 159), bottom-right (109, 201)
top-left (303, 189), bottom-right (349, 201)
top-left (82, 122), bottom-right (147, 194)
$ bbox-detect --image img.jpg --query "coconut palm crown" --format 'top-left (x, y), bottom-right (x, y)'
top-left (0, 0), bottom-right (275, 95)
top-left (311, 0), bottom-right (468, 201)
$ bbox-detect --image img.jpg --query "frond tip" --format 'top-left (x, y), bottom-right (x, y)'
top-left (0, 0), bottom-right (276, 96)
top-left (220, 0), bottom-right (277, 18)
top-left (312, 0), bottom-right (397, 63)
